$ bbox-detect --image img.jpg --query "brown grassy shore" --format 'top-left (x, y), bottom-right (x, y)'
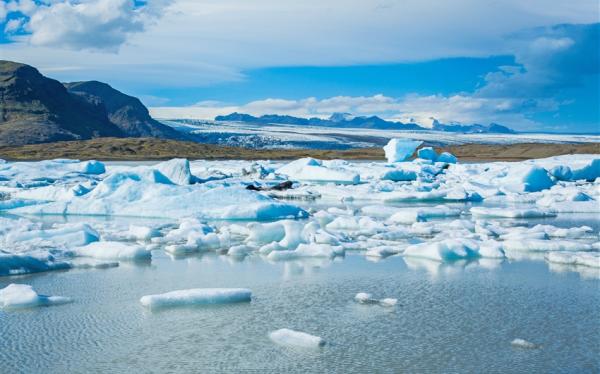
top-left (0, 137), bottom-right (598, 162)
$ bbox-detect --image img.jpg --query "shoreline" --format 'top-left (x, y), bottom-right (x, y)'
top-left (0, 137), bottom-right (599, 162)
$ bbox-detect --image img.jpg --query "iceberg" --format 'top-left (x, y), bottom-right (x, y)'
top-left (277, 158), bottom-right (360, 185)
top-left (545, 252), bottom-right (600, 268)
top-left (417, 147), bottom-right (437, 161)
top-left (269, 328), bottom-right (325, 348)
top-left (383, 139), bottom-right (423, 163)
top-left (470, 207), bottom-right (556, 219)
top-left (511, 338), bottom-right (539, 349)
top-left (140, 288), bottom-right (252, 309)
top-left (403, 238), bottom-right (481, 262)
top-left (72, 241), bottom-right (151, 260)
top-left (0, 284), bottom-right (72, 309)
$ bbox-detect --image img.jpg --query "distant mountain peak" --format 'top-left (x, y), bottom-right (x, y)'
top-left (214, 111), bottom-right (516, 133)
top-left (329, 112), bottom-right (355, 122)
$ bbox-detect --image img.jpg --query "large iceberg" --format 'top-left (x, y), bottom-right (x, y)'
top-left (383, 139), bottom-right (423, 163)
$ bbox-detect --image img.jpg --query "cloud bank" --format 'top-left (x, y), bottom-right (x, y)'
top-left (151, 23), bottom-right (599, 131)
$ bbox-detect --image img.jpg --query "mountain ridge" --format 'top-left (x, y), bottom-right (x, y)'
top-left (215, 112), bottom-right (515, 133)
top-left (0, 60), bottom-right (185, 146)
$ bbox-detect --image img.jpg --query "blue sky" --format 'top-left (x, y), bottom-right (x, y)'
top-left (0, 0), bottom-right (598, 133)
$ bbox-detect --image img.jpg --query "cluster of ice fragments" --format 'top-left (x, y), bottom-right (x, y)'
top-left (0, 140), bottom-right (598, 280)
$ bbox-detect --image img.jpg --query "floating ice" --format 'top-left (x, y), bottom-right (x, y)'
top-left (437, 152), bottom-right (457, 164)
top-left (140, 288), bottom-right (252, 309)
top-left (354, 292), bottom-right (398, 306)
top-left (277, 158), bottom-right (360, 185)
top-left (269, 328), bottom-right (325, 348)
top-left (72, 241), bottom-right (151, 260)
top-left (389, 206), bottom-right (461, 224)
top-left (383, 139), bottom-right (423, 163)
top-left (503, 239), bottom-right (592, 252)
top-left (470, 207), bottom-right (556, 219)
top-left (403, 238), bottom-right (481, 262)
top-left (0, 253), bottom-right (71, 276)
top-left (0, 284), bottom-right (71, 309)
top-left (417, 147), bottom-right (437, 161)
top-left (511, 338), bottom-right (539, 349)
top-left (155, 158), bottom-right (194, 185)
top-left (545, 252), bottom-right (600, 268)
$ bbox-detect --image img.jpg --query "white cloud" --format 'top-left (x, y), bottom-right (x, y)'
top-left (3, 0), bottom-right (171, 51)
top-left (2, 0), bottom-right (598, 85)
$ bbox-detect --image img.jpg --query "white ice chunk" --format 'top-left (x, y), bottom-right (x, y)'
top-left (389, 205), bottom-right (461, 224)
top-left (0, 284), bottom-right (71, 309)
top-left (503, 239), bottom-right (592, 252)
top-left (511, 338), bottom-right (539, 349)
top-left (383, 139), bottom-right (423, 163)
top-left (72, 241), bottom-right (151, 260)
top-left (269, 328), bottom-right (325, 348)
top-left (140, 288), bottom-right (252, 309)
top-left (470, 207), bottom-right (556, 219)
top-left (155, 158), bottom-right (194, 185)
top-left (545, 252), bottom-right (600, 268)
top-left (403, 238), bottom-right (480, 262)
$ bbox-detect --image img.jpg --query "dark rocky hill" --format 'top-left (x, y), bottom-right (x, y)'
top-left (0, 60), bottom-right (123, 146)
top-left (0, 60), bottom-right (185, 146)
top-left (64, 81), bottom-right (184, 139)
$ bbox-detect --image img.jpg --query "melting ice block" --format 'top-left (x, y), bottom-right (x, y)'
top-left (72, 241), bottom-right (151, 260)
top-left (470, 207), bottom-right (556, 219)
top-left (140, 288), bottom-right (252, 309)
top-left (403, 238), bottom-right (481, 262)
top-left (545, 252), bottom-right (600, 268)
top-left (383, 139), bottom-right (423, 163)
top-left (155, 158), bottom-right (194, 185)
top-left (417, 147), bottom-right (437, 161)
top-left (0, 284), bottom-right (71, 309)
top-left (269, 328), bottom-right (325, 348)
top-left (277, 158), bottom-right (360, 185)
top-left (511, 338), bottom-right (539, 349)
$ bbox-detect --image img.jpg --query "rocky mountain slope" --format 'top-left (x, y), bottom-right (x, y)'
top-left (0, 60), bottom-right (184, 146)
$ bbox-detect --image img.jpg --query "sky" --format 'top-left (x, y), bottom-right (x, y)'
top-left (0, 0), bottom-right (599, 133)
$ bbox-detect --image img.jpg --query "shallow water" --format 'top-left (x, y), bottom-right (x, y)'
top-left (1, 243), bottom-right (599, 373)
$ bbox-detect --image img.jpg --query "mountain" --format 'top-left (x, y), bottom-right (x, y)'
top-left (431, 119), bottom-right (515, 134)
top-left (0, 60), bottom-right (187, 146)
top-left (64, 81), bottom-right (185, 139)
top-left (214, 112), bottom-right (515, 133)
top-left (0, 60), bottom-right (123, 146)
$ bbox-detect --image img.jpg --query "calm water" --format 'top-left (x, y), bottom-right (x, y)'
top-left (1, 242), bottom-right (599, 373)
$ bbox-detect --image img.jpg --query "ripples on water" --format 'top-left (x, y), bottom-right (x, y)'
top-left (1, 232), bottom-right (599, 373)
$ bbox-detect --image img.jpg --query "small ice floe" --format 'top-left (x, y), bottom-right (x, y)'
top-left (354, 292), bottom-right (398, 307)
top-left (545, 252), bottom-right (600, 268)
top-left (511, 338), bottom-right (540, 349)
top-left (72, 241), bottom-right (151, 261)
top-left (0, 284), bottom-right (72, 309)
top-left (269, 328), bottom-right (326, 348)
top-left (470, 207), bottom-right (556, 219)
top-left (388, 205), bottom-right (461, 224)
top-left (403, 238), bottom-right (481, 262)
top-left (276, 158), bottom-right (360, 185)
top-left (140, 288), bottom-right (252, 309)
